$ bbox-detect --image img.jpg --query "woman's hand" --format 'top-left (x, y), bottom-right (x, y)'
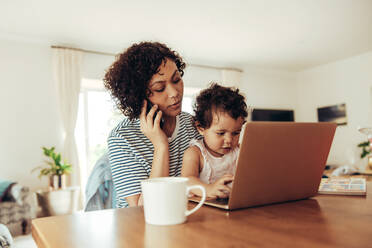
top-left (205, 174), bottom-right (234, 199)
top-left (140, 101), bottom-right (170, 177)
top-left (140, 100), bottom-right (168, 148)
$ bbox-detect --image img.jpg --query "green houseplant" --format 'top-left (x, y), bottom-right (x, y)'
top-left (357, 140), bottom-right (372, 170)
top-left (358, 140), bottom-right (371, 158)
top-left (32, 147), bottom-right (72, 190)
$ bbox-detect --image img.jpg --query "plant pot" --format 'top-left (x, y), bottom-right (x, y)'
top-left (49, 174), bottom-right (66, 190)
top-left (368, 156), bottom-right (372, 170)
top-left (36, 187), bottom-right (80, 216)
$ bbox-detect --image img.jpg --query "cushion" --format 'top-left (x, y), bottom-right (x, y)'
top-left (0, 179), bottom-right (15, 202)
top-left (0, 224), bottom-right (13, 247)
top-left (9, 184), bottom-right (29, 205)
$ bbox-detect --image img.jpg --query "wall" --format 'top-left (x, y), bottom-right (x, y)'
top-left (0, 38), bottom-right (63, 190)
top-left (183, 65), bottom-right (222, 88)
top-left (184, 64), bottom-right (298, 111)
top-left (239, 65), bottom-right (297, 110)
top-left (82, 53), bottom-right (115, 82)
top-left (296, 51), bottom-right (372, 167)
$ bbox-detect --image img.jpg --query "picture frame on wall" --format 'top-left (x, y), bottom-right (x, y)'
top-left (317, 103), bottom-right (347, 125)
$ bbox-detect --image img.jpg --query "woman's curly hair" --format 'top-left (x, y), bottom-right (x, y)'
top-left (104, 41), bottom-right (186, 120)
top-left (194, 83), bottom-right (248, 129)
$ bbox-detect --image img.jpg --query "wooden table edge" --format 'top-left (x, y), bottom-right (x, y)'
top-left (32, 218), bottom-right (49, 248)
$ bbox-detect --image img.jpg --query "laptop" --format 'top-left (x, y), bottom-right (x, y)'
top-left (189, 122), bottom-right (337, 210)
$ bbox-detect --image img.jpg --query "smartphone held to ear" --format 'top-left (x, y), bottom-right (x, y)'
top-left (146, 101), bottom-right (164, 128)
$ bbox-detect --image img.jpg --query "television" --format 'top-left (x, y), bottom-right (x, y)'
top-left (317, 103), bottom-right (347, 125)
top-left (251, 109), bottom-right (294, 122)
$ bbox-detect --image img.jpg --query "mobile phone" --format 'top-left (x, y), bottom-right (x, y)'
top-left (146, 100), bottom-right (164, 128)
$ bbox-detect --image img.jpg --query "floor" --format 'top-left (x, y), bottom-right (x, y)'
top-left (13, 234), bottom-right (37, 248)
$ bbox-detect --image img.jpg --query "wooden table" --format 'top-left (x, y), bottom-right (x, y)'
top-left (32, 183), bottom-right (372, 248)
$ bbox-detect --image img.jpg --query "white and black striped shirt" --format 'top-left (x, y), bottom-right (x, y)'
top-left (107, 112), bottom-right (201, 208)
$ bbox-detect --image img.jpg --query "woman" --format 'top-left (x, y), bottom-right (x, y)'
top-left (104, 42), bottom-right (200, 207)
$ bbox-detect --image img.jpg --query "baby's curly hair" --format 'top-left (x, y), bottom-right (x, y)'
top-left (104, 41), bottom-right (186, 120)
top-left (193, 83), bottom-right (248, 129)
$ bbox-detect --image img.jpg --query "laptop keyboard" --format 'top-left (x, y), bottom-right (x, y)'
top-left (207, 197), bottom-right (229, 205)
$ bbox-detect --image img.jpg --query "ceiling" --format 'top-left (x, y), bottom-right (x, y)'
top-left (1, 0), bottom-right (372, 71)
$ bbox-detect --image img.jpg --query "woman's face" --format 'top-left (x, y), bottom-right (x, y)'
top-left (147, 58), bottom-right (184, 118)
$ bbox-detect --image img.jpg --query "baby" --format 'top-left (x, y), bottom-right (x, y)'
top-left (181, 83), bottom-right (248, 199)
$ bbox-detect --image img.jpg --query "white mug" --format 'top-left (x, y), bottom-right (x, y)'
top-left (141, 177), bottom-right (206, 225)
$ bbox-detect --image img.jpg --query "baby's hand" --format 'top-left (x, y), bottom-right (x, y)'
top-left (206, 174), bottom-right (234, 199)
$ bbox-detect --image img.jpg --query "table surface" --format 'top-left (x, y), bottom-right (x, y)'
top-left (32, 183), bottom-right (372, 248)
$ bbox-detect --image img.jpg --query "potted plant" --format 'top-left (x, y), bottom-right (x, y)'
top-left (32, 147), bottom-right (72, 190)
top-left (357, 140), bottom-right (372, 170)
top-left (358, 140), bottom-right (371, 158)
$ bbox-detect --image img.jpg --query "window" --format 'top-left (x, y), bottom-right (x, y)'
top-left (75, 79), bottom-right (121, 195)
top-left (182, 87), bottom-right (201, 114)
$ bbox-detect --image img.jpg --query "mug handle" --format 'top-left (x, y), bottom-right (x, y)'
top-left (185, 185), bottom-right (206, 216)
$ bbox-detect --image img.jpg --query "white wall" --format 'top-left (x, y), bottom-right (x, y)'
top-left (296, 51), bottom-right (372, 167)
top-left (239, 66), bottom-right (297, 110)
top-left (0, 39), bottom-right (63, 190)
top-left (183, 65), bottom-right (222, 88)
top-left (184, 64), bottom-right (298, 112)
top-left (82, 53), bottom-right (115, 81)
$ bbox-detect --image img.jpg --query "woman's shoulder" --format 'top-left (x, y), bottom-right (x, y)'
top-left (109, 117), bottom-right (141, 138)
top-left (179, 111), bottom-right (193, 120)
top-left (177, 112), bottom-right (202, 140)
top-left (178, 112), bottom-right (194, 128)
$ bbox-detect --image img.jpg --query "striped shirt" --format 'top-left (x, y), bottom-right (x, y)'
top-left (107, 112), bottom-right (201, 208)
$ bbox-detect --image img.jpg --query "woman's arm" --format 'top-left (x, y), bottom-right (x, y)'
top-left (108, 128), bottom-right (152, 208)
top-left (125, 194), bottom-right (141, 207)
top-left (120, 102), bottom-right (170, 207)
top-left (125, 194), bottom-right (144, 207)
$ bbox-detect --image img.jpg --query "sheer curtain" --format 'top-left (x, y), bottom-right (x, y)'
top-left (52, 48), bottom-right (83, 188)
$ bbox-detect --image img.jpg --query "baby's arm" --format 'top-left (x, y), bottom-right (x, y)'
top-left (181, 146), bottom-right (206, 197)
top-left (181, 147), bottom-right (233, 199)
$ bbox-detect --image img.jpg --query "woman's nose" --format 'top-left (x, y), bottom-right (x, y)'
top-left (168, 85), bottom-right (179, 99)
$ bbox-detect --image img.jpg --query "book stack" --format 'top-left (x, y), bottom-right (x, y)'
top-left (318, 177), bottom-right (367, 195)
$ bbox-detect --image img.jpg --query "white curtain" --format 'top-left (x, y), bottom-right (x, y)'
top-left (221, 69), bottom-right (242, 88)
top-left (52, 48), bottom-right (83, 188)
top-left (370, 86), bottom-right (372, 126)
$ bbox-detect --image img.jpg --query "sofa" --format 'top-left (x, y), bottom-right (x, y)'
top-left (0, 181), bottom-right (35, 237)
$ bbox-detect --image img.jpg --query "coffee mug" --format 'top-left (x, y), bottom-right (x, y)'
top-left (141, 177), bottom-right (206, 225)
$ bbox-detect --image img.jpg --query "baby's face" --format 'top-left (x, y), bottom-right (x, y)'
top-left (198, 111), bottom-right (245, 157)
